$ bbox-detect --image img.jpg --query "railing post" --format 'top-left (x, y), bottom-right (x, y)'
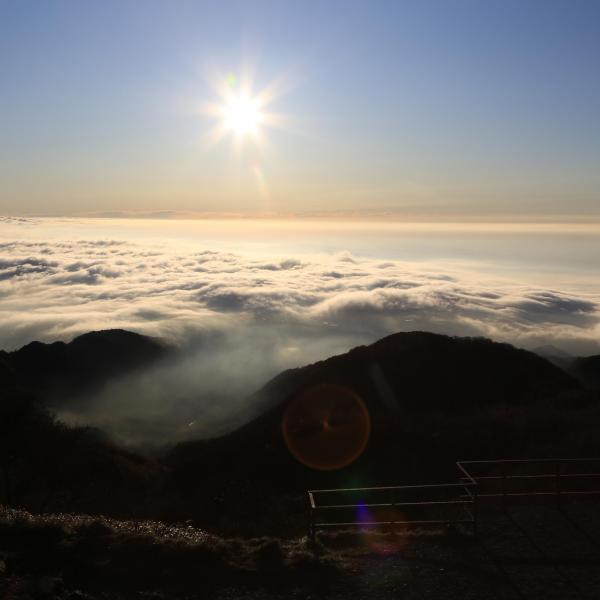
top-left (501, 465), bottom-right (507, 513)
top-left (555, 459), bottom-right (562, 511)
top-left (473, 483), bottom-right (479, 536)
top-left (308, 492), bottom-right (316, 546)
top-left (391, 488), bottom-right (396, 536)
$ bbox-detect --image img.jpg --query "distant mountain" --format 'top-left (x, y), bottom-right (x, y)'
top-left (533, 344), bottom-right (572, 360)
top-left (228, 331), bottom-right (580, 447)
top-left (2, 328), bottom-right (598, 533)
top-left (570, 355), bottom-right (600, 390)
top-left (0, 329), bottom-right (170, 403)
top-left (252, 331), bottom-right (578, 417)
top-left (532, 344), bottom-right (573, 369)
top-left (532, 345), bottom-right (600, 390)
top-left (167, 331), bottom-right (584, 492)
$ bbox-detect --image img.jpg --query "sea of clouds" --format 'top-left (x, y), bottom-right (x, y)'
top-left (1, 216), bottom-right (599, 447)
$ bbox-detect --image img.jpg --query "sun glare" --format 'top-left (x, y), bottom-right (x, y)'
top-left (203, 66), bottom-right (291, 151)
top-left (222, 93), bottom-right (263, 136)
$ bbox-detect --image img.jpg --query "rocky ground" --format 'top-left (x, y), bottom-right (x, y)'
top-left (2, 500), bottom-right (600, 599)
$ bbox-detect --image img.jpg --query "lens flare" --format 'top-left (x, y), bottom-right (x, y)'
top-left (358, 505), bottom-right (409, 555)
top-left (282, 384), bottom-right (371, 471)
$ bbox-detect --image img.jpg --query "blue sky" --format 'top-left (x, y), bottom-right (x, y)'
top-left (1, 0), bottom-right (599, 217)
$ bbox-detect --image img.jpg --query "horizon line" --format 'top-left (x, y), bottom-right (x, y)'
top-left (3, 209), bottom-right (600, 224)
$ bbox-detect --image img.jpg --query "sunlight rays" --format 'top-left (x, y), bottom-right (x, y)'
top-left (202, 63), bottom-right (292, 153)
top-left (199, 61), bottom-right (298, 206)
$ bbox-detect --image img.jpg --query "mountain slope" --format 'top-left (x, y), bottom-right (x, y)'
top-left (1, 329), bottom-right (169, 403)
top-left (533, 346), bottom-right (600, 390)
top-left (167, 331), bottom-right (584, 495)
top-left (252, 331), bottom-right (578, 417)
top-left (570, 355), bottom-right (600, 390)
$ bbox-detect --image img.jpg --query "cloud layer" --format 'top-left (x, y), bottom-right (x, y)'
top-left (1, 235), bottom-right (598, 353)
top-left (1, 224), bottom-right (599, 446)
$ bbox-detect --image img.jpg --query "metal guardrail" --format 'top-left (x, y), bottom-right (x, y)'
top-left (307, 458), bottom-right (600, 541)
top-left (457, 458), bottom-right (600, 508)
top-left (308, 480), bottom-right (477, 541)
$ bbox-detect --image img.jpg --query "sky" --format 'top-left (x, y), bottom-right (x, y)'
top-left (1, 2), bottom-right (599, 444)
top-left (1, 0), bottom-right (599, 218)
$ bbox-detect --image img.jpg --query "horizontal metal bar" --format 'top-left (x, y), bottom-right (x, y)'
top-left (456, 458), bottom-right (600, 492)
top-left (314, 499), bottom-right (473, 510)
top-left (472, 473), bottom-right (600, 481)
top-left (315, 502), bottom-right (394, 509)
top-left (458, 458), bottom-right (600, 465)
top-left (314, 519), bottom-right (474, 528)
top-left (314, 500), bottom-right (473, 510)
top-left (478, 490), bottom-right (600, 498)
top-left (309, 482), bottom-right (473, 494)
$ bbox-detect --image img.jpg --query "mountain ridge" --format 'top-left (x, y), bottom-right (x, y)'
top-left (0, 328), bottom-right (170, 403)
top-left (166, 330), bottom-right (593, 496)
top-left (245, 330), bottom-right (580, 420)
top-left (2, 328), bottom-right (600, 535)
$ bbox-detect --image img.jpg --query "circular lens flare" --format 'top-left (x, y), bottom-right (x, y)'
top-left (282, 384), bottom-right (371, 471)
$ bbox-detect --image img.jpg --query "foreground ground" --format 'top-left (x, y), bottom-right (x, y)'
top-left (1, 500), bottom-right (599, 599)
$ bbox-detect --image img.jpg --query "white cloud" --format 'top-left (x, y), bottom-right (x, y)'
top-left (0, 234), bottom-right (599, 354)
top-left (1, 224), bottom-right (599, 446)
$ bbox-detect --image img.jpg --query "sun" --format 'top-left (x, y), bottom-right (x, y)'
top-left (221, 93), bottom-right (264, 137)
top-left (203, 67), bottom-right (291, 150)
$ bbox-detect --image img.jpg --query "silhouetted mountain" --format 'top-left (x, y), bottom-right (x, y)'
top-left (219, 331), bottom-right (579, 450)
top-left (0, 385), bottom-right (164, 517)
top-left (532, 345), bottom-right (600, 390)
top-left (0, 351), bottom-right (16, 388)
top-left (2, 328), bottom-right (599, 538)
top-left (1, 329), bottom-right (169, 403)
top-left (570, 355), bottom-right (600, 390)
top-left (533, 344), bottom-right (572, 359)
top-left (252, 331), bottom-right (579, 417)
top-left (167, 332), bottom-right (586, 503)
top-left (533, 343), bottom-right (573, 369)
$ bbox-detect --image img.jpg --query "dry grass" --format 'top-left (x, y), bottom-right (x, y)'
top-left (0, 505), bottom-right (339, 598)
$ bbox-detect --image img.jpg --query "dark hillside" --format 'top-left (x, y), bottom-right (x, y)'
top-left (253, 331), bottom-right (578, 415)
top-left (1, 329), bottom-right (597, 538)
top-left (570, 355), bottom-right (600, 390)
top-left (174, 331), bottom-right (579, 455)
top-left (165, 332), bottom-right (592, 533)
top-left (0, 386), bottom-right (164, 517)
top-left (533, 346), bottom-right (600, 391)
top-left (2, 329), bottom-right (169, 403)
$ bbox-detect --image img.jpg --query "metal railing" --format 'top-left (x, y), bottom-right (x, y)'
top-left (307, 458), bottom-right (600, 541)
top-left (457, 458), bottom-right (600, 508)
top-left (307, 480), bottom-right (477, 541)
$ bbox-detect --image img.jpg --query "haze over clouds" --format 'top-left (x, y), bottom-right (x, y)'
top-left (2, 218), bottom-right (599, 351)
top-left (2, 217), bottom-right (599, 445)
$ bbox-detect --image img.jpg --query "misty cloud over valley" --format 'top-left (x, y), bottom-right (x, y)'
top-left (2, 218), bottom-right (599, 447)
